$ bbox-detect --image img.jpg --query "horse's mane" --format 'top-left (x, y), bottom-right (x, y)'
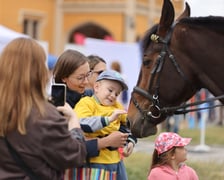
top-left (179, 16), bottom-right (224, 33)
top-left (141, 16), bottom-right (224, 52)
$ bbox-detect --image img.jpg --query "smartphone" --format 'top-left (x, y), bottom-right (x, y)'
top-left (51, 83), bottom-right (66, 106)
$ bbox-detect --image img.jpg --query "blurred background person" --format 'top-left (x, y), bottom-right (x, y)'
top-left (85, 54), bottom-right (107, 96)
top-left (166, 114), bottom-right (184, 133)
top-left (110, 60), bottom-right (129, 109)
top-left (46, 54), bottom-right (58, 96)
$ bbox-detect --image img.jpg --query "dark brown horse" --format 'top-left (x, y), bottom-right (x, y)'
top-left (127, 0), bottom-right (224, 138)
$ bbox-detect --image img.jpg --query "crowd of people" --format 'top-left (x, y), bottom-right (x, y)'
top-left (0, 38), bottom-right (135, 180)
top-left (0, 37), bottom-right (198, 180)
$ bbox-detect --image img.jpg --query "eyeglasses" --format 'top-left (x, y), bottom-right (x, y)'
top-left (91, 70), bottom-right (104, 75)
top-left (72, 71), bottom-right (92, 82)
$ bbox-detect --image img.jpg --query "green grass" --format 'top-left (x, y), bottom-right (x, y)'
top-left (124, 152), bottom-right (150, 180)
top-left (124, 125), bottom-right (224, 180)
top-left (124, 152), bottom-right (224, 180)
top-left (139, 124), bottom-right (224, 145)
top-left (188, 161), bottom-right (224, 180)
top-left (179, 125), bottom-right (224, 145)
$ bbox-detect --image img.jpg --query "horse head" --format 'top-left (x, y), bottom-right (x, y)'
top-left (127, 0), bottom-right (194, 138)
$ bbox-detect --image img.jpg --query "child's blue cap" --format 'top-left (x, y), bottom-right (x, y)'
top-left (96, 70), bottom-right (128, 90)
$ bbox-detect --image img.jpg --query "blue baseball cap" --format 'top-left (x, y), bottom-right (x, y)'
top-left (96, 70), bottom-right (128, 90)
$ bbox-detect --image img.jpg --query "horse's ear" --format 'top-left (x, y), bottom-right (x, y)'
top-left (176, 2), bottom-right (191, 21)
top-left (158, 0), bottom-right (174, 36)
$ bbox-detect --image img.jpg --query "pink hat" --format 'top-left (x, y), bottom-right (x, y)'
top-left (155, 132), bottom-right (192, 155)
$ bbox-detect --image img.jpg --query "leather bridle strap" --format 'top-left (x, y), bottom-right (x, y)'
top-left (133, 86), bottom-right (154, 101)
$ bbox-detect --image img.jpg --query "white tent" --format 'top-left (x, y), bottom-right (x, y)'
top-left (0, 25), bottom-right (28, 53)
top-left (0, 25), bottom-right (49, 55)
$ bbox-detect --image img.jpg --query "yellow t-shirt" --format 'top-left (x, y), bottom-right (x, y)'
top-left (74, 96), bottom-right (126, 164)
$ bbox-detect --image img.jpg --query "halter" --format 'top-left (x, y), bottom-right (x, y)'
top-left (132, 25), bottom-right (192, 122)
top-left (132, 26), bottom-right (224, 123)
top-left (132, 25), bottom-right (177, 122)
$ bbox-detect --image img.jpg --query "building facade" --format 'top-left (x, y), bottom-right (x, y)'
top-left (0, 0), bottom-right (184, 55)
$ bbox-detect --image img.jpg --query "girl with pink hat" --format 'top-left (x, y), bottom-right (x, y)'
top-left (147, 132), bottom-right (199, 180)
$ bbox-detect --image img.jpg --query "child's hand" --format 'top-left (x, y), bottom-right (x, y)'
top-left (122, 142), bottom-right (134, 157)
top-left (108, 109), bottom-right (127, 122)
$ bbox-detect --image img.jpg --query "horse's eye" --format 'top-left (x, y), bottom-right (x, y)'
top-left (143, 57), bottom-right (152, 66)
top-left (143, 60), bottom-right (151, 66)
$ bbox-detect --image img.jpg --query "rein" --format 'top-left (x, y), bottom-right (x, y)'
top-left (132, 25), bottom-right (224, 121)
top-left (134, 86), bottom-right (224, 115)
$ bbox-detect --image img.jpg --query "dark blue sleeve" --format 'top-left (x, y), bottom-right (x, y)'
top-left (119, 125), bottom-right (138, 144)
top-left (85, 139), bottom-right (99, 158)
top-left (84, 89), bottom-right (94, 97)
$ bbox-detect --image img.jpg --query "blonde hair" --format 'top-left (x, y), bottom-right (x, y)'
top-left (0, 37), bottom-right (49, 136)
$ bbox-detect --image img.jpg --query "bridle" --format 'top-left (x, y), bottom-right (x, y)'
top-left (132, 24), bottom-right (183, 121)
top-left (131, 25), bottom-right (224, 123)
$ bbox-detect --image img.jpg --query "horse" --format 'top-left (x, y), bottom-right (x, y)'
top-left (127, 0), bottom-right (224, 138)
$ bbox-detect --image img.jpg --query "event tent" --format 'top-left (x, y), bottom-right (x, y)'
top-left (0, 25), bottom-right (28, 53)
top-left (0, 25), bottom-right (54, 67)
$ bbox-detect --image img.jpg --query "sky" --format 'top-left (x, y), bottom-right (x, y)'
top-left (186, 0), bottom-right (224, 16)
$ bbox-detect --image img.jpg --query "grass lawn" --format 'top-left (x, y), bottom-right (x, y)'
top-left (138, 123), bottom-right (224, 145)
top-left (124, 125), bottom-right (224, 180)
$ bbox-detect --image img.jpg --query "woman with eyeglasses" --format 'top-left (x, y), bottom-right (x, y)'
top-left (53, 49), bottom-right (128, 179)
top-left (53, 49), bottom-right (92, 107)
top-left (85, 54), bottom-right (107, 96)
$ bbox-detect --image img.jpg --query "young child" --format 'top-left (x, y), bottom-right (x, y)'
top-left (74, 70), bottom-right (137, 180)
top-left (147, 132), bottom-right (199, 180)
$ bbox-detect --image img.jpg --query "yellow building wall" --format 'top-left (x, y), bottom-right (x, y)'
top-left (136, 15), bottom-right (149, 40)
top-left (138, 0), bottom-right (148, 5)
top-left (63, 13), bottom-right (124, 41)
top-left (0, 0), bottom-right (55, 53)
top-left (0, 0), bottom-right (185, 54)
top-left (64, 0), bottom-right (126, 2)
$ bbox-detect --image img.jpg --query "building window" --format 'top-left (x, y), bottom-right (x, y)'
top-left (23, 18), bottom-right (40, 39)
top-left (19, 10), bottom-right (46, 40)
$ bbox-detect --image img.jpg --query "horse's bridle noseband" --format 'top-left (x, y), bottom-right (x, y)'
top-left (132, 26), bottom-right (224, 123)
top-left (131, 24), bottom-right (190, 122)
top-left (132, 86), bottom-right (161, 119)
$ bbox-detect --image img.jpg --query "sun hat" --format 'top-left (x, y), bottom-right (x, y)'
top-left (155, 132), bottom-right (192, 155)
top-left (96, 70), bottom-right (128, 90)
